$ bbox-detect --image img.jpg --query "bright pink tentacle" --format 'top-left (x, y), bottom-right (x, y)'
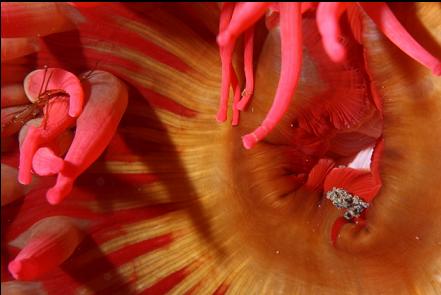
top-left (8, 216), bottom-right (83, 281)
top-left (18, 126), bottom-right (39, 185)
top-left (18, 98), bottom-right (74, 185)
top-left (237, 27), bottom-right (255, 111)
top-left (231, 65), bottom-right (241, 126)
top-left (316, 2), bottom-right (350, 63)
top-left (217, 44), bottom-right (234, 122)
top-left (46, 71), bottom-right (128, 205)
top-left (217, 2), bottom-right (270, 47)
top-left (216, 3), bottom-right (235, 123)
top-left (24, 68), bottom-right (84, 117)
top-left (242, 3), bottom-right (302, 149)
top-left (360, 2), bottom-right (441, 75)
top-left (32, 147), bottom-right (65, 176)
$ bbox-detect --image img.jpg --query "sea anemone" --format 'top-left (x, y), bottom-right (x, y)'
top-left (1, 2), bottom-right (440, 294)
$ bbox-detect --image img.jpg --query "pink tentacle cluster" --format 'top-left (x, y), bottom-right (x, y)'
top-left (8, 216), bottom-right (84, 281)
top-left (18, 98), bottom-right (76, 185)
top-left (318, 2), bottom-right (441, 75)
top-left (18, 68), bottom-right (82, 185)
top-left (243, 3), bottom-right (302, 150)
top-left (217, 1), bottom-right (441, 149)
top-left (216, 3), bottom-right (244, 124)
top-left (46, 71), bottom-right (128, 205)
top-left (18, 68), bottom-right (128, 205)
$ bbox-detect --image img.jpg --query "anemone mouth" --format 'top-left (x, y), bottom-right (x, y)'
top-left (228, 12), bottom-right (379, 228)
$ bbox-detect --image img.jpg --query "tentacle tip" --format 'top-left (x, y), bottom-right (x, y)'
top-left (236, 105), bottom-right (245, 111)
top-left (34, 158), bottom-right (65, 176)
top-left (40, 162), bottom-right (65, 176)
top-left (68, 108), bottom-right (81, 118)
top-left (18, 174), bottom-right (32, 186)
top-left (242, 134), bottom-right (257, 150)
top-left (326, 42), bottom-right (347, 63)
top-left (216, 111), bottom-right (227, 123)
top-left (8, 260), bottom-right (22, 279)
top-left (217, 32), bottom-right (231, 47)
top-left (46, 180), bottom-right (74, 205)
top-left (46, 188), bottom-right (64, 205)
top-left (236, 100), bottom-right (247, 111)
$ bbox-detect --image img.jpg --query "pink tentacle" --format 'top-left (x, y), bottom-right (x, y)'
top-left (360, 2), bottom-right (441, 75)
top-left (316, 2), bottom-right (350, 63)
top-left (231, 65), bottom-right (241, 126)
top-left (216, 3), bottom-right (235, 123)
top-left (18, 98), bottom-right (74, 185)
top-left (32, 147), bottom-right (65, 176)
top-left (301, 2), bottom-right (317, 14)
top-left (8, 216), bottom-right (83, 281)
top-left (217, 44), bottom-right (234, 122)
top-left (237, 27), bottom-right (255, 111)
top-left (242, 3), bottom-right (303, 149)
top-left (217, 2), bottom-right (270, 47)
top-left (46, 71), bottom-right (128, 205)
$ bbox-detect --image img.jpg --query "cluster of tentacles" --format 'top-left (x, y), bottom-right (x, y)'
top-left (2, 65), bottom-right (129, 206)
top-left (2, 68), bottom-right (128, 279)
top-left (216, 2), bottom-right (441, 243)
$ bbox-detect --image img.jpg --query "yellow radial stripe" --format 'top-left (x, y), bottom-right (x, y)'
top-left (122, 232), bottom-right (211, 291)
top-left (82, 180), bottom-right (222, 212)
top-left (102, 154), bottom-right (222, 172)
top-left (99, 53), bottom-right (219, 106)
top-left (76, 228), bottom-right (208, 290)
top-left (167, 256), bottom-right (219, 295)
top-left (190, 268), bottom-right (229, 295)
top-left (227, 268), bottom-right (263, 295)
top-left (99, 212), bottom-right (191, 251)
top-left (88, 144), bottom-right (223, 175)
top-left (113, 14), bottom-right (221, 77)
top-left (193, 257), bottom-right (250, 295)
top-left (119, 127), bottom-right (220, 147)
top-left (124, 107), bottom-right (220, 132)
top-left (82, 40), bottom-right (221, 113)
top-left (75, 218), bottom-right (207, 293)
top-left (74, 212), bottom-right (191, 266)
top-left (108, 64), bottom-right (220, 113)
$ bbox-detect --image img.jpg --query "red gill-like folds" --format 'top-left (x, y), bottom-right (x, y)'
top-left (323, 137), bottom-right (384, 244)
